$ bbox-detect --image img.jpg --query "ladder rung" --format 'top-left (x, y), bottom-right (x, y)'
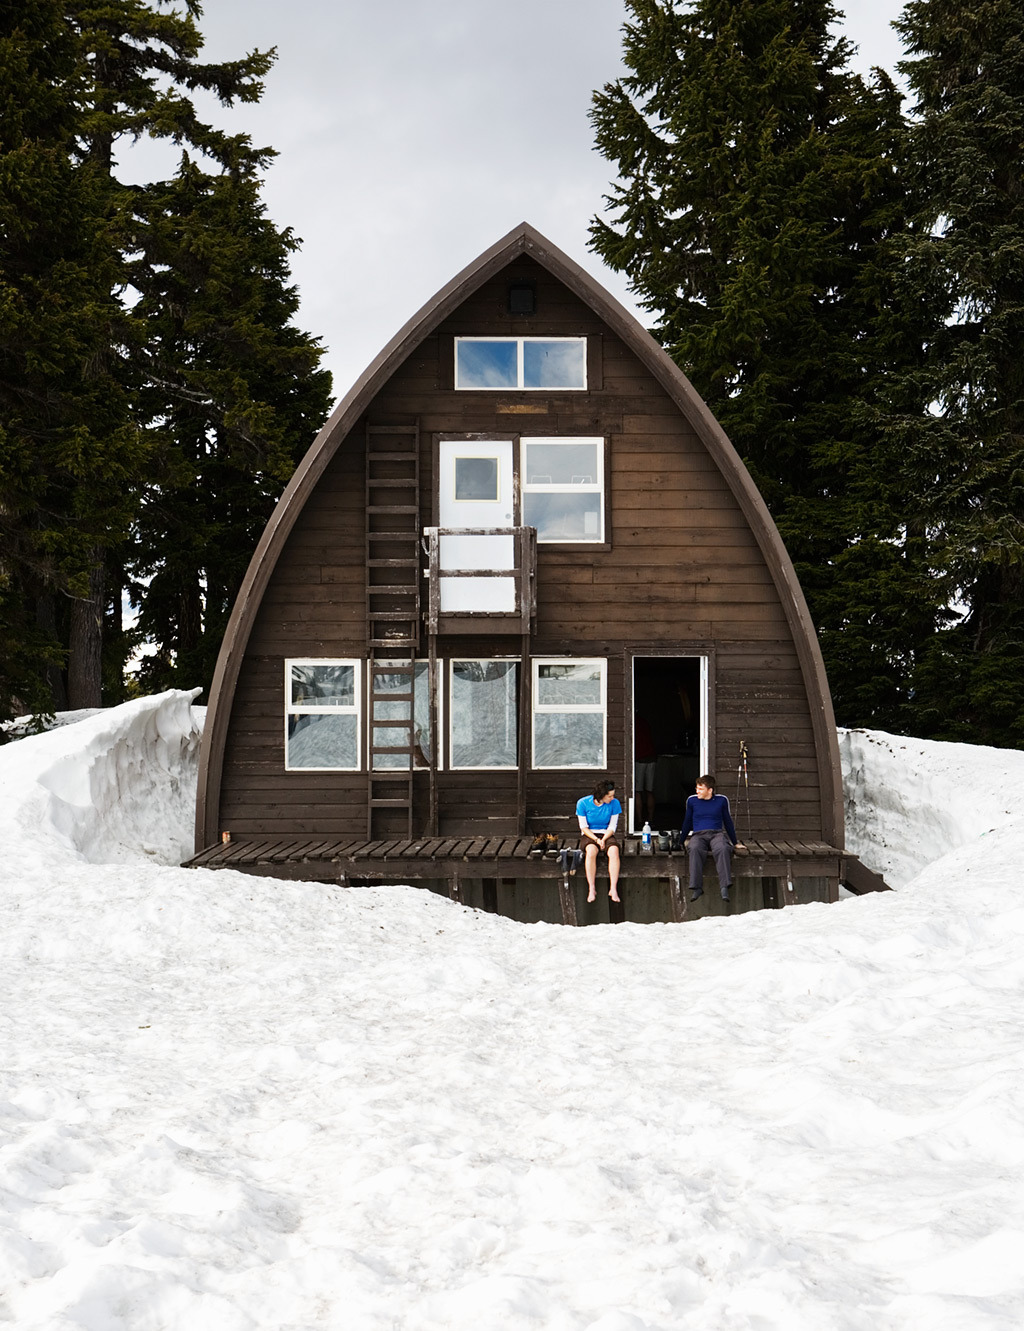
top-left (368, 560), bottom-right (419, 570)
top-left (368, 799), bottom-right (412, 809)
top-left (367, 479), bottom-right (417, 488)
top-left (370, 611), bottom-right (420, 621)
top-left (368, 451), bottom-right (418, 461)
top-left (367, 424), bottom-right (418, 435)
top-left (368, 586), bottom-right (418, 595)
top-left (367, 504), bottom-right (418, 513)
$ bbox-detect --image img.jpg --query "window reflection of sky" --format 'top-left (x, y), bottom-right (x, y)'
top-left (454, 456), bottom-right (499, 501)
top-left (455, 338), bottom-right (586, 390)
top-left (456, 341), bottom-right (517, 388)
top-left (523, 340), bottom-right (585, 388)
top-left (524, 441), bottom-right (598, 485)
top-left (524, 492), bottom-right (601, 541)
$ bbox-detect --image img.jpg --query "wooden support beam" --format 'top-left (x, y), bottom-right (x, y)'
top-left (669, 874), bottom-right (686, 923)
top-left (558, 870), bottom-right (578, 926)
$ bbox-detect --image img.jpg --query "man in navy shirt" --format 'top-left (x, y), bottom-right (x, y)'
top-left (680, 774), bottom-right (744, 903)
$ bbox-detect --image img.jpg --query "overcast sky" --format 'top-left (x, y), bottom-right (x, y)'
top-left (139, 1), bottom-right (908, 402)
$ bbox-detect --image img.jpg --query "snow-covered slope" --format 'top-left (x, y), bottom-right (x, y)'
top-left (0, 696), bottom-right (1022, 1330)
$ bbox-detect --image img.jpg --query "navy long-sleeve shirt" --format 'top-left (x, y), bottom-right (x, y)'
top-left (680, 792), bottom-right (737, 843)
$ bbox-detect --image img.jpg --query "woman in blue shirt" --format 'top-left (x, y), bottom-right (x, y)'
top-left (576, 779), bottom-right (622, 905)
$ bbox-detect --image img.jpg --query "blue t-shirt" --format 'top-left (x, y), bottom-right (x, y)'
top-left (576, 795), bottom-right (622, 830)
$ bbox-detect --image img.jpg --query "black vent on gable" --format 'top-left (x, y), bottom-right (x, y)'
top-left (508, 281), bottom-right (536, 316)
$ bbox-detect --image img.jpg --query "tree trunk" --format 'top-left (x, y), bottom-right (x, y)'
top-left (67, 556), bottom-right (105, 708)
top-left (35, 594), bottom-right (69, 711)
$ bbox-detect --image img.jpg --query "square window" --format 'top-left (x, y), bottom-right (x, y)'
top-left (521, 437), bottom-right (604, 543)
top-left (523, 339), bottom-right (586, 388)
top-left (454, 456), bottom-right (499, 502)
top-left (455, 340), bottom-right (518, 389)
top-left (532, 659), bottom-right (606, 769)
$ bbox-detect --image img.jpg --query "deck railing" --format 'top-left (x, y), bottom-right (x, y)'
top-left (423, 525), bottom-right (537, 634)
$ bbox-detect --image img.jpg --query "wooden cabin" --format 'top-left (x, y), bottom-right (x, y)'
top-left (189, 223), bottom-right (881, 923)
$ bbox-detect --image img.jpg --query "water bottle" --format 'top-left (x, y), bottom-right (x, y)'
top-left (642, 821), bottom-right (651, 850)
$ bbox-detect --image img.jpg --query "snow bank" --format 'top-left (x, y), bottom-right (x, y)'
top-left (840, 727), bottom-right (1024, 888)
top-left (0, 690), bottom-right (203, 869)
top-left (1, 705), bottom-right (1023, 1328)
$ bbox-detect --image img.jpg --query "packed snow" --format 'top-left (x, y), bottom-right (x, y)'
top-left (1, 692), bottom-right (1023, 1330)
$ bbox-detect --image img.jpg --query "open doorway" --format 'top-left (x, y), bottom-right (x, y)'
top-left (631, 656), bottom-right (706, 833)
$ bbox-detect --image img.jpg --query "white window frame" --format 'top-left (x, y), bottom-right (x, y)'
top-left (284, 658), bottom-right (362, 772)
top-left (454, 337), bottom-right (588, 391)
top-left (520, 436), bottom-right (605, 543)
top-left (531, 657), bottom-right (607, 770)
top-left (448, 657), bottom-right (520, 771)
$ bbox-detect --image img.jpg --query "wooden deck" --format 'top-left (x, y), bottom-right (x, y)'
top-left (183, 835), bottom-right (888, 924)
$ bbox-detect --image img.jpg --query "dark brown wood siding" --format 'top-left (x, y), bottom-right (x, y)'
top-left (217, 256), bottom-right (825, 844)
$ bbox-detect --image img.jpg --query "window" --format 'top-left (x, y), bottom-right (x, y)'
top-left (532, 659), bottom-right (606, 769)
top-left (285, 660), bottom-right (361, 770)
top-left (371, 660), bottom-right (434, 770)
top-left (450, 659), bottom-right (518, 769)
top-left (521, 437), bottom-right (604, 543)
top-left (455, 337), bottom-right (586, 390)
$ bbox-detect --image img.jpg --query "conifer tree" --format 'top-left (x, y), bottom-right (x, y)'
top-left (125, 158), bottom-right (332, 693)
top-left (0, 0), bottom-right (331, 719)
top-left (891, 0), bottom-right (1024, 745)
top-left (590, 0), bottom-right (938, 729)
top-left (0, 0), bottom-right (140, 722)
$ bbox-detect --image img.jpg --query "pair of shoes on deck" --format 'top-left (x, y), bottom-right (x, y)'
top-left (531, 833), bottom-right (560, 858)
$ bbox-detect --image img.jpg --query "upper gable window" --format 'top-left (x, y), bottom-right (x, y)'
top-left (455, 337), bottom-right (587, 390)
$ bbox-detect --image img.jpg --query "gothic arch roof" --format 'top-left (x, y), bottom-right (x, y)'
top-left (196, 222), bottom-right (841, 849)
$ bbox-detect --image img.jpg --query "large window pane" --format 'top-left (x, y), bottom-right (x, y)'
top-left (523, 492), bottom-right (602, 542)
top-left (523, 440), bottom-right (599, 485)
top-left (290, 663), bottom-right (354, 708)
top-left (456, 340), bottom-right (518, 388)
top-left (534, 713), bottom-right (604, 768)
top-left (450, 660), bottom-right (518, 768)
top-left (523, 340), bottom-right (586, 388)
top-left (287, 713), bottom-right (358, 769)
top-left (537, 662), bottom-right (603, 706)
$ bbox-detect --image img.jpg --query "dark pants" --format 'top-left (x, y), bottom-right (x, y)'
top-left (687, 831), bottom-right (733, 892)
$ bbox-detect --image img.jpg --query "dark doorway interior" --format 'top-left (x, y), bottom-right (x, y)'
top-left (632, 657), bottom-right (701, 833)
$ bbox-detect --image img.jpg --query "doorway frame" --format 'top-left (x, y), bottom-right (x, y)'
top-left (624, 644), bottom-right (715, 833)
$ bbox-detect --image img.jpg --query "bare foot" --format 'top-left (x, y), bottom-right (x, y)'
top-left (609, 892), bottom-right (620, 903)
top-left (587, 891), bottom-right (596, 903)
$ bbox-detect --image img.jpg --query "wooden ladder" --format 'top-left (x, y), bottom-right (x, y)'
top-left (366, 421), bottom-right (421, 837)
